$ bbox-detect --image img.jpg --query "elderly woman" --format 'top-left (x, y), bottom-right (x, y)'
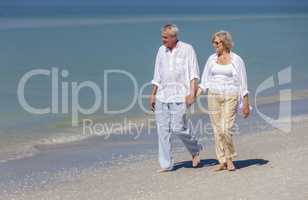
top-left (198, 30), bottom-right (250, 171)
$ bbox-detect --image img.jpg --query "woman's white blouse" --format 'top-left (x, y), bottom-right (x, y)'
top-left (208, 62), bottom-right (239, 95)
top-left (199, 52), bottom-right (249, 98)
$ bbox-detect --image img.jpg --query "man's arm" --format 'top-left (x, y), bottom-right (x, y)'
top-left (149, 48), bottom-right (161, 112)
top-left (185, 46), bottom-right (200, 106)
top-left (185, 78), bottom-right (198, 106)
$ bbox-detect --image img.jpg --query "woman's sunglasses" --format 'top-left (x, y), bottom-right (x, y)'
top-left (213, 41), bottom-right (222, 46)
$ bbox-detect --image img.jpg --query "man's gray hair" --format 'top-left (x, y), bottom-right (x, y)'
top-left (161, 24), bottom-right (179, 36)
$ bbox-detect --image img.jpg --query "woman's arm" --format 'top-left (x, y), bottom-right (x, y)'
top-left (237, 55), bottom-right (250, 118)
top-left (196, 87), bottom-right (203, 97)
top-left (198, 55), bottom-right (213, 96)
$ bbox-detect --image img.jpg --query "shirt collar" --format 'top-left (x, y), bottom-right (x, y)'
top-left (164, 40), bottom-right (181, 53)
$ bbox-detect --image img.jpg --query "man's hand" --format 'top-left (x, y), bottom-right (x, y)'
top-left (242, 103), bottom-right (250, 118)
top-left (185, 94), bottom-right (196, 107)
top-left (149, 94), bottom-right (156, 112)
top-left (149, 85), bottom-right (158, 112)
top-left (186, 78), bottom-right (198, 107)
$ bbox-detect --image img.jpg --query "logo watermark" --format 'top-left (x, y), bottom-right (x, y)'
top-left (17, 66), bottom-right (293, 139)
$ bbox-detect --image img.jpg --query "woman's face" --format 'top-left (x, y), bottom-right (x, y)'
top-left (212, 36), bottom-right (224, 54)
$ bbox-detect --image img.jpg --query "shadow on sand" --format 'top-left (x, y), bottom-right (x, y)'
top-left (173, 158), bottom-right (269, 171)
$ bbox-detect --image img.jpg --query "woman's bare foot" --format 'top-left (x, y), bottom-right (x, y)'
top-left (192, 153), bottom-right (201, 168)
top-left (213, 163), bottom-right (227, 172)
top-left (226, 159), bottom-right (236, 171)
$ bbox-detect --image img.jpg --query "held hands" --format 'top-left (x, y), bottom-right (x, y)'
top-left (186, 79), bottom-right (198, 107)
top-left (185, 94), bottom-right (196, 107)
top-left (186, 87), bottom-right (203, 107)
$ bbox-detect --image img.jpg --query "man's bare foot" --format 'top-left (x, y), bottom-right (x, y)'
top-left (214, 163), bottom-right (227, 172)
top-left (157, 168), bottom-right (172, 173)
top-left (226, 159), bottom-right (236, 171)
top-left (192, 153), bottom-right (201, 168)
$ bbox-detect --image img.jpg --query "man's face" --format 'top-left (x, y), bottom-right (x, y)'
top-left (161, 30), bottom-right (177, 49)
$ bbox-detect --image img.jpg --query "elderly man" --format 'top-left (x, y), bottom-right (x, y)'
top-left (149, 24), bottom-right (203, 172)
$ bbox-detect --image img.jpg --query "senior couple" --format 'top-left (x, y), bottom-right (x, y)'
top-left (149, 24), bottom-right (250, 173)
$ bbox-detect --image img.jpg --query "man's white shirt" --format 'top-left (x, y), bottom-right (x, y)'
top-left (151, 41), bottom-right (200, 103)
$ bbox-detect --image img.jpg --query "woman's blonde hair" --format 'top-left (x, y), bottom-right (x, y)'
top-left (212, 30), bottom-right (234, 52)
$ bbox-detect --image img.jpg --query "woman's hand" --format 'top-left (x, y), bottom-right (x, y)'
top-left (242, 95), bottom-right (250, 118)
top-left (242, 103), bottom-right (250, 118)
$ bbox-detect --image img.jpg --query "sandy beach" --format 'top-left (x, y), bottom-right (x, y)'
top-left (2, 115), bottom-right (307, 200)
